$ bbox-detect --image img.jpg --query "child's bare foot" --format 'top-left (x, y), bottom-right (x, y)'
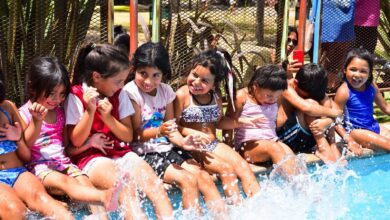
top-left (103, 173), bottom-right (130, 212)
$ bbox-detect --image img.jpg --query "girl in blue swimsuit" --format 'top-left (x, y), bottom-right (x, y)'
top-left (0, 72), bottom-right (73, 219)
top-left (334, 48), bottom-right (390, 154)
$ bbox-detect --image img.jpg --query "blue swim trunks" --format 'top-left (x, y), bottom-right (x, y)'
top-left (0, 167), bottom-right (27, 187)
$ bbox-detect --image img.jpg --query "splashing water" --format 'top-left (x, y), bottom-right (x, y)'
top-left (25, 153), bottom-right (390, 219)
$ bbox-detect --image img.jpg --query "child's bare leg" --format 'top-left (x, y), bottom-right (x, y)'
top-left (351, 128), bottom-right (390, 151)
top-left (191, 150), bottom-right (241, 205)
top-left (181, 159), bottom-right (226, 214)
top-left (42, 171), bottom-right (119, 211)
top-left (213, 143), bottom-right (260, 197)
top-left (163, 163), bottom-right (201, 212)
top-left (242, 140), bottom-right (296, 175)
top-left (119, 180), bottom-right (147, 220)
top-left (130, 159), bottom-right (174, 219)
top-left (14, 172), bottom-right (73, 220)
top-left (0, 184), bottom-right (26, 220)
top-left (76, 175), bottom-right (110, 219)
top-left (302, 114), bottom-right (341, 163)
top-left (86, 157), bottom-right (147, 220)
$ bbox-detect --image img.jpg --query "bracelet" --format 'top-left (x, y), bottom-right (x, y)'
top-left (156, 127), bottom-right (161, 138)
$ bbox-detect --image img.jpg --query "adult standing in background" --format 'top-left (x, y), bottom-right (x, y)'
top-left (354, 0), bottom-right (380, 54)
top-left (320, 0), bottom-right (355, 92)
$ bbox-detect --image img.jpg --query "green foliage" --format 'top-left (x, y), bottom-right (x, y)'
top-left (0, 0), bottom-right (98, 105)
top-left (378, 1), bottom-right (390, 60)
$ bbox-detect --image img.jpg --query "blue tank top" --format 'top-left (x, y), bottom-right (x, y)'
top-left (0, 107), bottom-right (18, 155)
top-left (344, 82), bottom-right (379, 134)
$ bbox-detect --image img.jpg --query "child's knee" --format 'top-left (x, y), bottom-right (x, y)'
top-left (176, 172), bottom-right (198, 189)
top-left (3, 200), bottom-right (26, 216)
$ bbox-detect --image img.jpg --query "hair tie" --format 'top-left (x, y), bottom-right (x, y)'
top-left (216, 51), bottom-right (235, 112)
top-left (91, 43), bottom-right (96, 49)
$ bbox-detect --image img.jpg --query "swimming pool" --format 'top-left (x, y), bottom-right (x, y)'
top-left (27, 153), bottom-right (390, 219)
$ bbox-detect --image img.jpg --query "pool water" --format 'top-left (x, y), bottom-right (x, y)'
top-left (27, 153), bottom-right (390, 219)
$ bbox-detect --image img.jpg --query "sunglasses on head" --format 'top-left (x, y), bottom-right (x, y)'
top-left (287, 38), bottom-right (298, 46)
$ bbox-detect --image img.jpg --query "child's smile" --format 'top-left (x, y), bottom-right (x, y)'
top-left (187, 65), bottom-right (215, 95)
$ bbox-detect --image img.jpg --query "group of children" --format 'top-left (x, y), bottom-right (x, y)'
top-left (0, 39), bottom-right (389, 219)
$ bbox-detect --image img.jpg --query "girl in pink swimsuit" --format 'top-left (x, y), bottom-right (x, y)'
top-left (229, 64), bottom-right (298, 175)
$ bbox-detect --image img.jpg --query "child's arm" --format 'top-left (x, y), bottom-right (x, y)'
top-left (6, 101), bottom-right (31, 162)
top-left (283, 82), bottom-right (342, 118)
top-left (333, 85), bottom-right (363, 156)
top-left (131, 100), bottom-right (161, 142)
top-left (373, 82), bottom-right (390, 115)
top-left (21, 102), bottom-right (47, 148)
top-left (217, 89), bottom-right (265, 129)
top-left (333, 82), bottom-right (349, 111)
top-left (98, 98), bottom-right (133, 142)
top-left (67, 89), bottom-right (98, 147)
top-left (66, 133), bottom-right (114, 156)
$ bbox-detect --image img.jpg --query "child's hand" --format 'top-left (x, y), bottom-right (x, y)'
top-left (189, 131), bottom-right (211, 150)
top-left (86, 133), bottom-right (114, 155)
top-left (158, 119), bottom-right (178, 137)
top-left (182, 134), bottom-right (203, 151)
top-left (0, 122), bottom-right (22, 142)
top-left (28, 102), bottom-right (48, 121)
top-left (98, 98), bottom-right (113, 119)
top-left (83, 87), bottom-right (99, 112)
top-left (238, 116), bottom-right (267, 128)
top-left (309, 118), bottom-right (332, 135)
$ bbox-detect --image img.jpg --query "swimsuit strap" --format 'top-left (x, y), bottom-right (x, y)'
top-left (0, 106), bottom-right (12, 124)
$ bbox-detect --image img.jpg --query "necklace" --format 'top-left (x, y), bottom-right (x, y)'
top-left (191, 91), bottom-right (214, 106)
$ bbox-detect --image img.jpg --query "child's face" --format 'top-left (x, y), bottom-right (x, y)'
top-left (345, 57), bottom-right (370, 90)
top-left (37, 84), bottom-right (66, 110)
top-left (93, 68), bottom-right (129, 97)
top-left (252, 85), bottom-right (283, 105)
top-left (134, 66), bottom-right (163, 95)
top-left (187, 65), bottom-right (215, 95)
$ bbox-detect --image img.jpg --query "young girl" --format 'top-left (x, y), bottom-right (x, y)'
top-left (124, 42), bottom-right (226, 214)
top-left (334, 48), bottom-right (390, 153)
top-left (0, 73), bottom-right (73, 219)
top-left (175, 49), bottom-right (260, 204)
top-left (65, 42), bottom-right (173, 219)
top-left (229, 65), bottom-right (298, 174)
top-left (19, 56), bottom-right (122, 217)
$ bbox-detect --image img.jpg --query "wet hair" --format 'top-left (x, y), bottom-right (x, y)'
top-left (189, 49), bottom-right (230, 86)
top-left (73, 42), bottom-right (130, 85)
top-left (131, 42), bottom-right (171, 81)
top-left (27, 56), bottom-right (70, 102)
top-left (0, 69), bottom-right (5, 102)
top-left (342, 47), bottom-right (374, 84)
top-left (248, 64), bottom-right (287, 94)
top-left (296, 64), bottom-right (327, 101)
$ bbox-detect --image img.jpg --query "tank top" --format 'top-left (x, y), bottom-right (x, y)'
top-left (344, 82), bottom-right (379, 134)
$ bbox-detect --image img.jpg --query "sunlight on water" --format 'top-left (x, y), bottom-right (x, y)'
top-left (25, 154), bottom-right (390, 220)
